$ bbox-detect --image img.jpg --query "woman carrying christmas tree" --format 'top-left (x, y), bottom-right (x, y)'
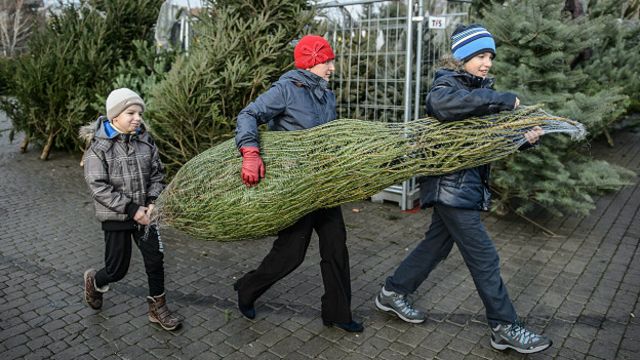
top-left (374, 24), bottom-right (552, 354)
top-left (232, 35), bottom-right (363, 333)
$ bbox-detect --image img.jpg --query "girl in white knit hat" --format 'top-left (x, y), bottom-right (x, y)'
top-left (81, 88), bottom-right (180, 331)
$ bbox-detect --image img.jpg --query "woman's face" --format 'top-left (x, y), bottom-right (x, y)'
top-left (308, 59), bottom-right (335, 81)
top-left (463, 51), bottom-right (493, 78)
top-left (112, 104), bottom-right (143, 134)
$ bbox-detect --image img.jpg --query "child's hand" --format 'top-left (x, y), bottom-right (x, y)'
top-left (134, 206), bottom-right (151, 225)
top-left (524, 126), bottom-right (544, 144)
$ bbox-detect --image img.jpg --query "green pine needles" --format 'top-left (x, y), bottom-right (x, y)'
top-left (154, 107), bottom-right (585, 241)
top-left (0, 0), bottom-right (163, 159)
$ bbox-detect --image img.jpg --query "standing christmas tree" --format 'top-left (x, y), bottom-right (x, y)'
top-left (476, 0), bottom-right (636, 216)
top-left (146, 0), bottom-right (314, 173)
top-left (1, 0), bottom-right (163, 159)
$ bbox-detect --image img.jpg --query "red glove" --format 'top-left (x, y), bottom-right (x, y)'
top-left (240, 146), bottom-right (265, 186)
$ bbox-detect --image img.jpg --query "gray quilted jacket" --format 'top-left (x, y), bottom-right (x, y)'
top-left (82, 117), bottom-right (165, 223)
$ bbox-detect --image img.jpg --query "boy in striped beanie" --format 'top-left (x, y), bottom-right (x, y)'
top-left (375, 24), bottom-right (552, 355)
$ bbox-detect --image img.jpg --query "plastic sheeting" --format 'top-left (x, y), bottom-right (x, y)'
top-left (154, 0), bottom-right (187, 50)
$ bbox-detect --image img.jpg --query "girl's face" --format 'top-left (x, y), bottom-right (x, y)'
top-left (112, 104), bottom-right (143, 134)
top-left (463, 51), bottom-right (493, 78)
top-left (308, 59), bottom-right (336, 81)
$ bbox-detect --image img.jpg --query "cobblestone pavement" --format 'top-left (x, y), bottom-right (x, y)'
top-left (1, 111), bottom-right (639, 360)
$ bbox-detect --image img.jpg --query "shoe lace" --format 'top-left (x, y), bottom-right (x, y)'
top-left (507, 320), bottom-right (540, 346)
top-left (395, 294), bottom-right (420, 316)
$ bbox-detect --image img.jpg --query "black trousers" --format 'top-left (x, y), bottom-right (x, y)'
top-left (94, 226), bottom-right (165, 296)
top-left (235, 207), bottom-right (353, 322)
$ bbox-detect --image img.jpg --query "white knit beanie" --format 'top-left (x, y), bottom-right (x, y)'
top-left (105, 88), bottom-right (145, 120)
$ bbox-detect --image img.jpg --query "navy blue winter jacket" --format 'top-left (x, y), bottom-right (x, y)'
top-left (235, 69), bottom-right (337, 149)
top-left (420, 69), bottom-right (517, 211)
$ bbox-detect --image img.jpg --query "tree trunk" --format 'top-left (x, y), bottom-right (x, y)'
top-left (40, 130), bottom-right (55, 160)
top-left (19, 136), bottom-right (29, 153)
top-left (604, 128), bottom-right (614, 147)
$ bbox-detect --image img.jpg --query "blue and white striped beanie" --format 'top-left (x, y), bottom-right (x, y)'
top-left (451, 24), bottom-right (496, 62)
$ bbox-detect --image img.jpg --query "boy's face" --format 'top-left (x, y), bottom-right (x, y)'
top-left (463, 51), bottom-right (493, 78)
top-left (308, 59), bottom-right (335, 81)
top-left (112, 104), bottom-right (143, 134)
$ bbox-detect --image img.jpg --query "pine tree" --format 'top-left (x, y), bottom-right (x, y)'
top-left (146, 0), bottom-right (314, 173)
top-left (89, 40), bottom-right (178, 116)
top-left (476, 0), bottom-right (636, 216)
top-left (0, 55), bottom-right (16, 96)
top-left (583, 0), bottom-right (640, 114)
top-left (0, 0), bottom-right (163, 159)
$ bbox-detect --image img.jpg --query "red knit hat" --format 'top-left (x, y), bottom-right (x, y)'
top-left (294, 35), bottom-right (335, 69)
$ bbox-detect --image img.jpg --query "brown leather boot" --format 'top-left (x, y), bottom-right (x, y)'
top-left (83, 269), bottom-right (108, 310)
top-left (147, 293), bottom-right (181, 331)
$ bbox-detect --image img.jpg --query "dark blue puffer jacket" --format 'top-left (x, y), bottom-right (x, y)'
top-left (235, 69), bottom-right (337, 148)
top-left (420, 69), bottom-right (517, 211)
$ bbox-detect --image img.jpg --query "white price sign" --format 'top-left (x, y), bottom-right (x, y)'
top-left (428, 16), bottom-right (446, 30)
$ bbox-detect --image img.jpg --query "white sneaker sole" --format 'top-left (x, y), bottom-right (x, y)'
top-left (374, 296), bottom-right (425, 324)
top-left (490, 338), bottom-right (552, 354)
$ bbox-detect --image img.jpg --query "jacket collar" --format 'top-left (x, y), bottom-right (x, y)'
top-left (92, 116), bottom-right (143, 141)
top-left (435, 68), bottom-right (495, 89)
top-left (281, 69), bottom-right (329, 101)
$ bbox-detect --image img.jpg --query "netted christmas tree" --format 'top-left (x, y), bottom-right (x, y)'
top-left (155, 107), bottom-right (585, 240)
top-left (145, 0), bottom-right (314, 173)
top-left (0, 0), bottom-right (163, 159)
top-left (473, 0), bottom-right (636, 216)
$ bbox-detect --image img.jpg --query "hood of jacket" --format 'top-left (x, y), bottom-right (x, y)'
top-left (279, 69), bottom-right (329, 102)
top-left (79, 116), bottom-right (146, 145)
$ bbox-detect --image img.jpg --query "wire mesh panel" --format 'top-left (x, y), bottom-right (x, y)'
top-left (318, 0), bottom-right (470, 121)
top-left (320, 1), bottom-right (410, 123)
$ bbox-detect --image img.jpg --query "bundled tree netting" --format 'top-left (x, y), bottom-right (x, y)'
top-left (154, 107), bottom-right (585, 241)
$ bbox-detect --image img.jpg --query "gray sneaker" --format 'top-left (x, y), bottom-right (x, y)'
top-left (490, 321), bottom-right (552, 354)
top-left (374, 286), bottom-right (425, 323)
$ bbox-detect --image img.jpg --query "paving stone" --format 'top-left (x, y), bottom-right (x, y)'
top-left (22, 348), bottom-right (54, 360)
top-left (377, 348), bottom-right (407, 360)
top-left (224, 328), bottom-right (260, 350)
top-left (0, 344), bottom-right (31, 360)
top-left (446, 337), bottom-right (475, 355)
top-left (355, 335), bottom-right (390, 358)
top-left (419, 330), bottom-right (450, 352)
top-left (317, 345), bottom-right (348, 360)
top-left (297, 336), bottom-right (332, 358)
top-left (268, 336), bottom-right (305, 358)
